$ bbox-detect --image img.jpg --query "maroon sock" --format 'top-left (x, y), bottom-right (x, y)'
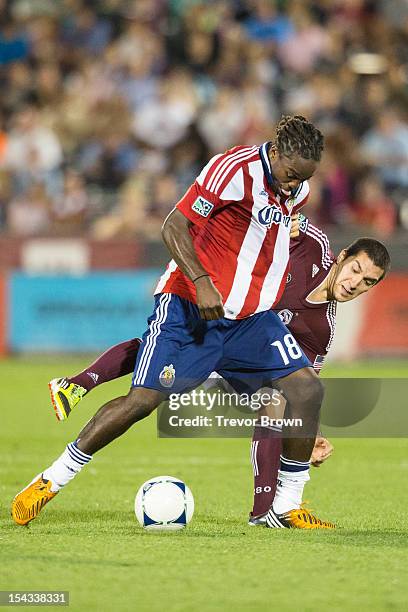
top-left (68, 338), bottom-right (141, 392)
top-left (250, 426), bottom-right (282, 517)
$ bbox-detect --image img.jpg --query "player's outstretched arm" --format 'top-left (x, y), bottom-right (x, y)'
top-left (162, 209), bottom-right (224, 320)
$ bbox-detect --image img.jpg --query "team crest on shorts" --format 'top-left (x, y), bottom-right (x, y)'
top-left (159, 364), bottom-right (176, 388)
top-left (277, 309), bottom-right (293, 325)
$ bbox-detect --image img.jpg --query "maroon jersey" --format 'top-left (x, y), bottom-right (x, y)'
top-left (273, 216), bottom-right (337, 372)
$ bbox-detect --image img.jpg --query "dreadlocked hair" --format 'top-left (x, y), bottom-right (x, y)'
top-left (275, 115), bottom-right (324, 161)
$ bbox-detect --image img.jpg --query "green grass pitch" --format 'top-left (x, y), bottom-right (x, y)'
top-left (1, 357), bottom-right (408, 611)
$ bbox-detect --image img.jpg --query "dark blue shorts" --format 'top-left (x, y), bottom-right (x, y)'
top-left (132, 293), bottom-right (311, 395)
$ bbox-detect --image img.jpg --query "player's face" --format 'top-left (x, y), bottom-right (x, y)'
top-left (332, 251), bottom-right (384, 302)
top-left (269, 149), bottom-right (317, 196)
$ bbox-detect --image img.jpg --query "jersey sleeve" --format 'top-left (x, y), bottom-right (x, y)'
top-left (176, 149), bottom-right (247, 227)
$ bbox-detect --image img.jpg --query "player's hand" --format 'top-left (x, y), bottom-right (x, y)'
top-left (311, 437), bottom-right (334, 467)
top-left (194, 276), bottom-right (225, 320)
top-left (290, 213), bottom-right (300, 238)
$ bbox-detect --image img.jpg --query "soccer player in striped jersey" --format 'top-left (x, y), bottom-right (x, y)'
top-left (44, 218), bottom-right (390, 527)
top-left (249, 217), bottom-right (390, 525)
top-left (13, 115), bottom-right (339, 529)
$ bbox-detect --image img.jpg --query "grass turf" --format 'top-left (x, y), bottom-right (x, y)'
top-left (1, 357), bottom-right (408, 611)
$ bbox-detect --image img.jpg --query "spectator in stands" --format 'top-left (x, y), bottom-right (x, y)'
top-left (52, 170), bottom-right (90, 234)
top-left (7, 182), bottom-right (51, 236)
top-left (353, 173), bottom-right (397, 237)
top-left (3, 104), bottom-right (62, 196)
top-left (361, 108), bottom-right (408, 193)
top-left (0, 0), bottom-right (406, 240)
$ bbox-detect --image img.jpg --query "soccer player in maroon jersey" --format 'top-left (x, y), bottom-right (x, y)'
top-left (13, 115), bottom-right (342, 529)
top-left (248, 215), bottom-right (390, 524)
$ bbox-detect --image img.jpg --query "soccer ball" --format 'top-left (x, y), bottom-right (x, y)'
top-left (134, 475), bottom-right (194, 531)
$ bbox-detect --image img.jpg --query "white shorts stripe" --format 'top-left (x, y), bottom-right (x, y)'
top-left (134, 294), bottom-right (172, 385)
top-left (134, 295), bottom-right (167, 385)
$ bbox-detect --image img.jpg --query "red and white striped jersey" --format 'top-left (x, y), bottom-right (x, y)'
top-left (274, 216), bottom-right (337, 372)
top-left (155, 143), bottom-right (310, 319)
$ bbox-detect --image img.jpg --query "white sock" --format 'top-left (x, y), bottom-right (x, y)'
top-left (43, 441), bottom-right (92, 492)
top-left (272, 455), bottom-right (310, 515)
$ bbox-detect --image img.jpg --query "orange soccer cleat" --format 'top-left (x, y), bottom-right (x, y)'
top-left (11, 475), bottom-right (58, 526)
top-left (266, 506), bottom-right (335, 529)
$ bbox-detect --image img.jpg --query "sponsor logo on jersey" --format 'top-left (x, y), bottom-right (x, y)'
top-left (192, 197), bottom-right (214, 218)
top-left (159, 364), bottom-right (176, 388)
top-left (277, 308), bottom-right (294, 325)
top-left (312, 264), bottom-right (320, 278)
top-left (258, 205), bottom-right (291, 229)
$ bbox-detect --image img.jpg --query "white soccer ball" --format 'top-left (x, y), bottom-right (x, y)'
top-left (134, 475), bottom-right (194, 531)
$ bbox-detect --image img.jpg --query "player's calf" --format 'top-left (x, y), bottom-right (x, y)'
top-left (264, 369), bottom-right (334, 525)
top-left (74, 387), bottom-right (165, 455)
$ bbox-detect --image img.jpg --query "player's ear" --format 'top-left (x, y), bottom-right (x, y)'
top-left (337, 249), bottom-right (348, 264)
top-left (269, 144), bottom-right (278, 160)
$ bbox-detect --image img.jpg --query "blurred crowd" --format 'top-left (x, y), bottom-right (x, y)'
top-left (0, 0), bottom-right (407, 240)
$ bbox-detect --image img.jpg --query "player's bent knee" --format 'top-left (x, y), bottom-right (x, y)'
top-left (295, 368), bottom-right (324, 407)
top-left (280, 367), bottom-right (324, 408)
top-left (124, 387), bottom-right (165, 422)
top-left (307, 374), bottom-right (325, 407)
